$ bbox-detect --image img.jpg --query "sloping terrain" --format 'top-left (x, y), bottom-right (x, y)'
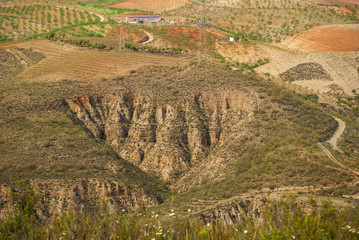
top-left (0, 47), bottom-right (45, 83)
top-left (14, 40), bottom-right (189, 82)
top-left (313, 0), bottom-right (359, 6)
top-left (280, 24), bottom-right (359, 52)
top-left (61, 63), bottom-right (348, 199)
top-left (106, 0), bottom-right (190, 13)
top-left (65, 89), bottom-right (257, 183)
top-left (257, 51), bottom-right (359, 95)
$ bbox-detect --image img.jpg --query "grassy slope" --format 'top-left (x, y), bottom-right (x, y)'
top-left (84, 63), bottom-right (355, 203)
top-left (0, 76), bottom-right (170, 201)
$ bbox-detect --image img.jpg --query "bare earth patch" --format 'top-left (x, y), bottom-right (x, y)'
top-left (280, 24), bottom-right (359, 52)
top-left (312, 0), bottom-right (359, 6)
top-left (257, 51), bottom-right (359, 95)
top-left (106, 0), bottom-right (190, 13)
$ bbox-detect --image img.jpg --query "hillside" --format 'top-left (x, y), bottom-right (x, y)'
top-left (1, 0), bottom-right (359, 238)
top-left (2, 43), bottom-right (358, 214)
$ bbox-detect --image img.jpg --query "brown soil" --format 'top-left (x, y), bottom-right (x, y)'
top-left (280, 24), bottom-right (359, 52)
top-left (217, 41), bottom-right (270, 64)
top-left (12, 40), bottom-right (189, 82)
top-left (313, 0), bottom-right (359, 6)
top-left (106, 0), bottom-right (191, 13)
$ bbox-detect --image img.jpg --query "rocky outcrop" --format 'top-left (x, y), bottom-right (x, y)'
top-left (0, 179), bottom-right (158, 219)
top-left (65, 89), bottom-right (257, 187)
top-left (199, 199), bottom-right (266, 225)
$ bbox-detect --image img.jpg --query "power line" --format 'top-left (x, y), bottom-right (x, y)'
top-left (197, 3), bottom-right (206, 63)
top-left (119, 11), bottom-right (125, 52)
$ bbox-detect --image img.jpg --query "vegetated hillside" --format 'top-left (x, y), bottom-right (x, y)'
top-left (0, 63), bottom-right (171, 218)
top-left (166, 0), bottom-right (352, 43)
top-left (0, 40), bottom-right (359, 219)
top-left (62, 63), bottom-right (355, 203)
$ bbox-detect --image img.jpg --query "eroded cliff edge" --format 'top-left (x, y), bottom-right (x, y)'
top-left (64, 89), bottom-right (259, 191)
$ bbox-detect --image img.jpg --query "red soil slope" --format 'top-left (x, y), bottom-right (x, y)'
top-left (281, 25), bottom-right (359, 52)
top-left (313, 0), bottom-right (359, 6)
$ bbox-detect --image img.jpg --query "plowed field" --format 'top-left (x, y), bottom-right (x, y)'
top-left (13, 40), bottom-right (189, 82)
top-left (313, 0), bottom-right (359, 6)
top-left (280, 24), bottom-right (359, 52)
top-left (106, 0), bottom-right (190, 13)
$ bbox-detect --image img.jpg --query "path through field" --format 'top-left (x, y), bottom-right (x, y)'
top-left (15, 40), bottom-right (189, 82)
top-left (328, 117), bottom-right (346, 152)
top-left (318, 117), bottom-right (359, 176)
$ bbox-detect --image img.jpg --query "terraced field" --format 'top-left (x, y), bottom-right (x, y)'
top-left (4, 0), bottom-right (89, 5)
top-left (0, 4), bottom-right (98, 41)
top-left (12, 40), bottom-right (189, 82)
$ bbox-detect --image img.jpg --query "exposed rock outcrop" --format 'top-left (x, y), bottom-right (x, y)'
top-left (0, 179), bottom-right (158, 219)
top-left (65, 89), bottom-right (257, 189)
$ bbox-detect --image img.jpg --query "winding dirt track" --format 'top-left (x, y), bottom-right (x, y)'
top-left (318, 117), bottom-right (359, 176)
top-left (328, 117), bottom-right (346, 152)
top-left (140, 30), bottom-right (154, 45)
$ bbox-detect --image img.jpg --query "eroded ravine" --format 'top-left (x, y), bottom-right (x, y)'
top-left (65, 89), bottom-right (258, 189)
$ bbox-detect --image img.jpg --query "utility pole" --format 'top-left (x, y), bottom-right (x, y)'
top-left (119, 11), bottom-right (125, 52)
top-left (195, 0), bottom-right (206, 63)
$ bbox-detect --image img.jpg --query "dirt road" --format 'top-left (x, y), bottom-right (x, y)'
top-left (318, 117), bottom-right (359, 176)
top-left (328, 117), bottom-right (346, 152)
top-left (140, 30), bottom-right (154, 45)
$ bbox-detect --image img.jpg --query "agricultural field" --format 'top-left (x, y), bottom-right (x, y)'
top-left (280, 24), bottom-right (359, 52)
top-left (167, 1), bottom-right (356, 43)
top-left (106, 0), bottom-right (191, 13)
top-left (0, 3), bottom-right (99, 41)
top-left (3, 0), bottom-right (90, 5)
top-left (6, 40), bottom-right (189, 82)
top-left (209, 0), bottom-right (314, 8)
top-left (313, 0), bottom-right (359, 6)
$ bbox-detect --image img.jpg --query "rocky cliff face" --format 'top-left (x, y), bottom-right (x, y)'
top-left (65, 89), bottom-right (258, 189)
top-left (0, 179), bottom-right (158, 219)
